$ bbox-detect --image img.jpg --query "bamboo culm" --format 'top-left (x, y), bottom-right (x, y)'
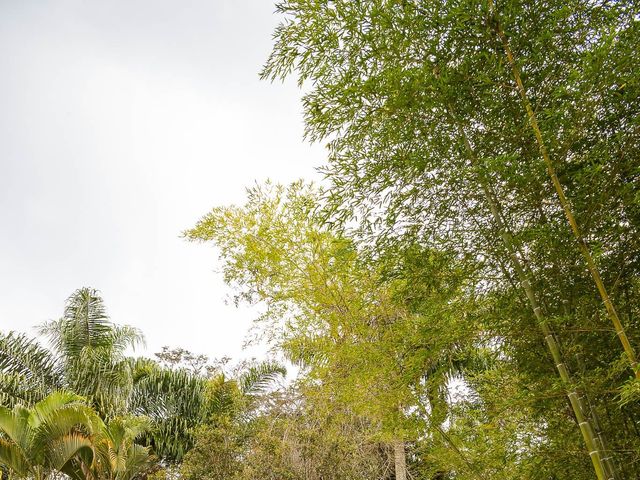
top-left (487, 0), bottom-right (640, 380)
top-left (446, 105), bottom-right (614, 480)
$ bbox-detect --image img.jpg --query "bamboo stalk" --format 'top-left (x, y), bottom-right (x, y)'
top-left (445, 103), bottom-right (610, 480)
top-left (487, 0), bottom-right (639, 380)
top-left (576, 353), bottom-right (619, 479)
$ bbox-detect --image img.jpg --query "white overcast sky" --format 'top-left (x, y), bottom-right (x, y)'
top-left (0, 0), bottom-right (324, 360)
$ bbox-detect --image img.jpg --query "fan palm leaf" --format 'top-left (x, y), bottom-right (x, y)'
top-left (47, 433), bottom-right (94, 471)
top-left (0, 438), bottom-right (30, 477)
top-left (0, 392), bottom-right (100, 480)
top-left (91, 415), bottom-right (153, 480)
top-left (0, 406), bottom-right (30, 449)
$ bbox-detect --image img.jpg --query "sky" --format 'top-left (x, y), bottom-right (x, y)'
top-left (0, 0), bottom-right (324, 361)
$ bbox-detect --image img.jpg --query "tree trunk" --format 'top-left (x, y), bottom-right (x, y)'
top-left (393, 439), bottom-right (407, 480)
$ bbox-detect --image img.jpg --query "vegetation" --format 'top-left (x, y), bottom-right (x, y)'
top-left (2, 0), bottom-right (640, 478)
top-left (0, 290), bottom-right (284, 479)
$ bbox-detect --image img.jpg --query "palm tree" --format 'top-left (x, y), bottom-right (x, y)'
top-left (92, 416), bottom-right (154, 480)
top-left (39, 288), bottom-right (144, 419)
top-left (1, 288), bottom-right (267, 465)
top-left (0, 392), bottom-right (99, 480)
top-left (36, 288), bottom-right (211, 463)
top-left (0, 332), bottom-right (61, 407)
top-left (204, 361), bottom-right (287, 423)
top-left (130, 359), bottom-right (285, 462)
top-left (128, 359), bottom-right (206, 463)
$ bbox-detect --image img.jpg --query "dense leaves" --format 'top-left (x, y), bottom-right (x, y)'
top-left (255, 1), bottom-right (640, 478)
top-left (2, 1), bottom-right (639, 479)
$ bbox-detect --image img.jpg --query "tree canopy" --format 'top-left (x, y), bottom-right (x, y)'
top-left (2, 1), bottom-right (639, 479)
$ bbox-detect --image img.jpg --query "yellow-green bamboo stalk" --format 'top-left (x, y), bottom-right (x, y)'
top-left (487, 0), bottom-right (639, 380)
top-left (446, 105), bottom-right (610, 480)
top-left (576, 353), bottom-right (620, 478)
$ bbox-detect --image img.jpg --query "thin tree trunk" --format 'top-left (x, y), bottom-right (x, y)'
top-left (445, 104), bottom-right (611, 480)
top-left (487, 0), bottom-right (639, 380)
top-left (393, 439), bottom-right (407, 480)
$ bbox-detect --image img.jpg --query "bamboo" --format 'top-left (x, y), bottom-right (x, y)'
top-left (576, 353), bottom-right (620, 479)
top-left (487, 0), bottom-right (640, 380)
top-left (445, 104), bottom-right (610, 479)
top-left (434, 424), bottom-right (485, 480)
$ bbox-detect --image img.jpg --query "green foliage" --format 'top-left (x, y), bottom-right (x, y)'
top-left (0, 332), bottom-right (61, 407)
top-left (3, 2), bottom-right (640, 478)
top-left (239, 391), bottom-right (390, 480)
top-left (128, 359), bottom-right (206, 462)
top-left (0, 392), bottom-right (156, 480)
top-left (181, 386), bottom-right (391, 480)
top-left (179, 419), bottom-right (244, 480)
top-left (93, 415), bottom-right (154, 480)
top-left (187, 182), bottom-right (489, 478)
top-left (179, 361), bottom-right (286, 480)
top-left (0, 289), bottom-right (214, 465)
top-left (37, 288), bottom-right (144, 419)
top-left (0, 392), bottom-right (99, 480)
top-left (260, 1), bottom-right (640, 477)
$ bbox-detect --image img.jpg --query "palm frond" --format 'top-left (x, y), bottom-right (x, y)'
top-left (39, 288), bottom-right (110, 358)
top-left (109, 325), bottom-right (145, 354)
top-left (204, 374), bottom-right (241, 418)
top-left (0, 332), bottom-right (61, 406)
top-left (0, 373), bottom-right (51, 408)
top-left (30, 391), bottom-right (84, 425)
top-left (0, 438), bottom-right (30, 477)
top-left (105, 416), bottom-right (151, 447)
top-left (129, 365), bottom-right (205, 461)
top-left (120, 444), bottom-right (153, 480)
top-left (35, 406), bottom-right (102, 451)
top-left (0, 406), bottom-right (30, 449)
top-left (40, 288), bottom-right (144, 360)
top-left (239, 361), bottom-right (286, 395)
top-left (130, 366), bottom-right (205, 419)
top-left (47, 433), bottom-right (94, 471)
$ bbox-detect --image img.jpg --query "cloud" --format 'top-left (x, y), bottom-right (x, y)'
top-left (0, 0), bottom-right (324, 359)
